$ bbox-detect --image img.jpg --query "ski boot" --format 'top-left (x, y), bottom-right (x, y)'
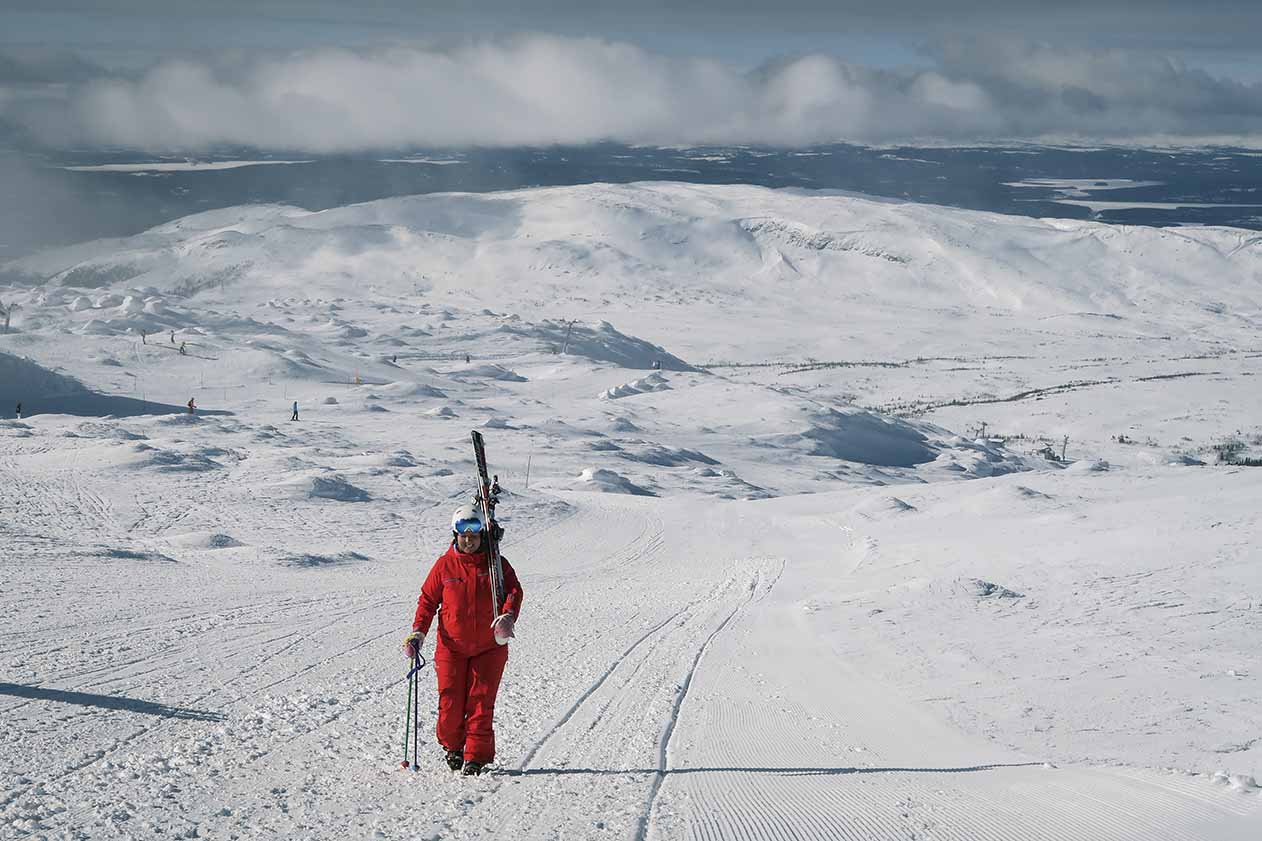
top-left (461, 760), bottom-right (487, 776)
top-left (444, 749), bottom-right (464, 772)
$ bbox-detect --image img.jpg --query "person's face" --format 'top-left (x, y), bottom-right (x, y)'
top-left (456, 530), bottom-right (482, 553)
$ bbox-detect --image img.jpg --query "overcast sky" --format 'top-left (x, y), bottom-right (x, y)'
top-left (2, 0), bottom-right (1261, 150)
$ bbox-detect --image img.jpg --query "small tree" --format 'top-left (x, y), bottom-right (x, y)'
top-left (1213, 439), bottom-right (1247, 464)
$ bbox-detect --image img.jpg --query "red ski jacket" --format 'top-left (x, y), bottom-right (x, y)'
top-left (413, 544), bottom-right (523, 657)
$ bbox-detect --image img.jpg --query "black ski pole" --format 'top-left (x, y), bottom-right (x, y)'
top-left (406, 651), bottom-right (431, 767)
top-left (400, 667), bottom-right (414, 769)
top-left (400, 650), bottom-right (428, 770)
top-left (411, 651), bottom-right (421, 769)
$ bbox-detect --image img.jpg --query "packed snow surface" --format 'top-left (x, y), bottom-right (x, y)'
top-left (1, 182), bottom-right (1260, 839)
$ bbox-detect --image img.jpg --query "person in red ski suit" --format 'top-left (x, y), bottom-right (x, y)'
top-left (404, 503), bottom-right (522, 775)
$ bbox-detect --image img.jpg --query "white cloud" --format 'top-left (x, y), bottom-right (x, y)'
top-left (4, 35), bottom-right (1262, 150)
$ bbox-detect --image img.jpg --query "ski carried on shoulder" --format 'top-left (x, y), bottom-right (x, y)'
top-left (470, 430), bottom-right (505, 610)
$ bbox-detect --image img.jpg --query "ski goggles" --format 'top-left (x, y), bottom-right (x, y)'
top-left (454, 518), bottom-right (484, 534)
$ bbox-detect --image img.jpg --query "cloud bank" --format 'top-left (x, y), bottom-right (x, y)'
top-left (4, 35), bottom-right (1262, 150)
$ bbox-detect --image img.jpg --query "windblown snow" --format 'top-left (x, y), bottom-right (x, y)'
top-left (1, 182), bottom-right (1259, 840)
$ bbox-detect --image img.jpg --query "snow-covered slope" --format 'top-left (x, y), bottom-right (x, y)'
top-left (1, 183), bottom-right (1259, 839)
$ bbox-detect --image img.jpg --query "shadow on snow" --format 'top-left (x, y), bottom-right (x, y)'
top-left (0, 682), bottom-right (227, 721)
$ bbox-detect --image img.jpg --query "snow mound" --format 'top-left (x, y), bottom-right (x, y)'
top-left (308, 475), bottom-right (371, 502)
top-left (77, 319), bottom-right (120, 336)
top-left (617, 443), bottom-right (718, 467)
top-left (101, 548), bottom-right (177, 564)
top-left (768, 408), bottom-right (937, 467)
top-left (67, 421), bottom-right (147, 441)
top-left (608, 416), bottom-right (641, 433)
top-left (600, 372), bottom-right (672, 400)
top-left (167, 532), bottom-right (244, 549)
top-left (457, 364), bottom-right (527, 382)
top-left (426, 405), bottom-right (456, 418)
top-left (852, 495), bottom-right (918, 519)
top-left (960, 578), bottom-right (1025, 600)
top-left (317, 319), bottom-right (367, 340)
top-left (384, 450), bottom-right (417, 467)
top-left (375, 381), bottom-right (448, 400)
top-left (117, 295), bottom-right (145, 315)
top-left (930, 441), bottom-right (1038, 479)
top-left (688, 465), bottom-right (772, 500)
top-left (127, 443), bottom-right (223, 472)
top-left (284, 551), bottom-right (371, 568)
top-left (1223, 773), bottom-right (1259, 792)
top-left (247, 347), bottom-right (329, 381)
top-left (155, 413), bottom-right (204, 426)
top-left (504, 319), bottom-right (695, 371)
top-left (536, 418), bottom-right (603, 438)
top-left (278, 474), bottom-right (371, 502)
top-left (575, 467), bottom-right (656, 496)
top-left (1208, 770), bottom-right (1260, 792)
top-left (1066, 458), bottom-right (1111, 472)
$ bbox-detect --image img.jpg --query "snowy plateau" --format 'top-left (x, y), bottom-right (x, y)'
top-left (0, 181), bottom-right (1260, 840)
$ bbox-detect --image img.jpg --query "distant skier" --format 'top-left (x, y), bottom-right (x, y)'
top-left (178, 341), bottom-right (187, 355)
top-left (170, 331), bottom-right (175, 344)
top-left (490, 475), bottom-right (501, 496)
top-left (464, 353), bottom-right (471, 364)
top-left (187, 397), bottom-right (196, 415)
top-left (291, 400), bottom-right (299, 421)
top-left (403, 503), bottom-right (522, 776)
top-left (15, 402), bottom-right (21, 419)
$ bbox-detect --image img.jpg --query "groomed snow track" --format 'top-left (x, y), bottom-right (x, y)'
top-left (1, 455), bottom-right (1258, 839)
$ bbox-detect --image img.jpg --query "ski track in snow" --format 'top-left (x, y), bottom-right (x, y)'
top-left (3, 439), bottom-right (1258, 840)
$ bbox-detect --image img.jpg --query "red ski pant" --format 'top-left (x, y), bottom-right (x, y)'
top-left (434, 645), bottom-right (508, 763)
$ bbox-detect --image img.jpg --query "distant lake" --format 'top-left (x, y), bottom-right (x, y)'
top-left (4, 143), bottom-right (1262, 259)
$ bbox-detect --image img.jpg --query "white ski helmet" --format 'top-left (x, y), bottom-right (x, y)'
top-left (451, 502), bottom-right (484, 534)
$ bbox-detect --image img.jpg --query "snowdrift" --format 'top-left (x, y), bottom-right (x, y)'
top-left (575, 467), bottom-right (656, 496)
top-left (504, 320), bottom-right (695, 371)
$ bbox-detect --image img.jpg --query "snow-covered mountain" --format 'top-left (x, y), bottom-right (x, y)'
top-left (1, 183), bottom-right (1259, 839)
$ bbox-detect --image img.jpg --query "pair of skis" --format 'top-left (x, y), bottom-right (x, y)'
top-left (471, 430), bottom-right (506, 613)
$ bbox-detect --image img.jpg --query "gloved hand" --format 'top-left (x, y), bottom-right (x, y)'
top-left (402, 630), bottom-right (425, 658)
top-left (492, 613), bottom-right (515, 646)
